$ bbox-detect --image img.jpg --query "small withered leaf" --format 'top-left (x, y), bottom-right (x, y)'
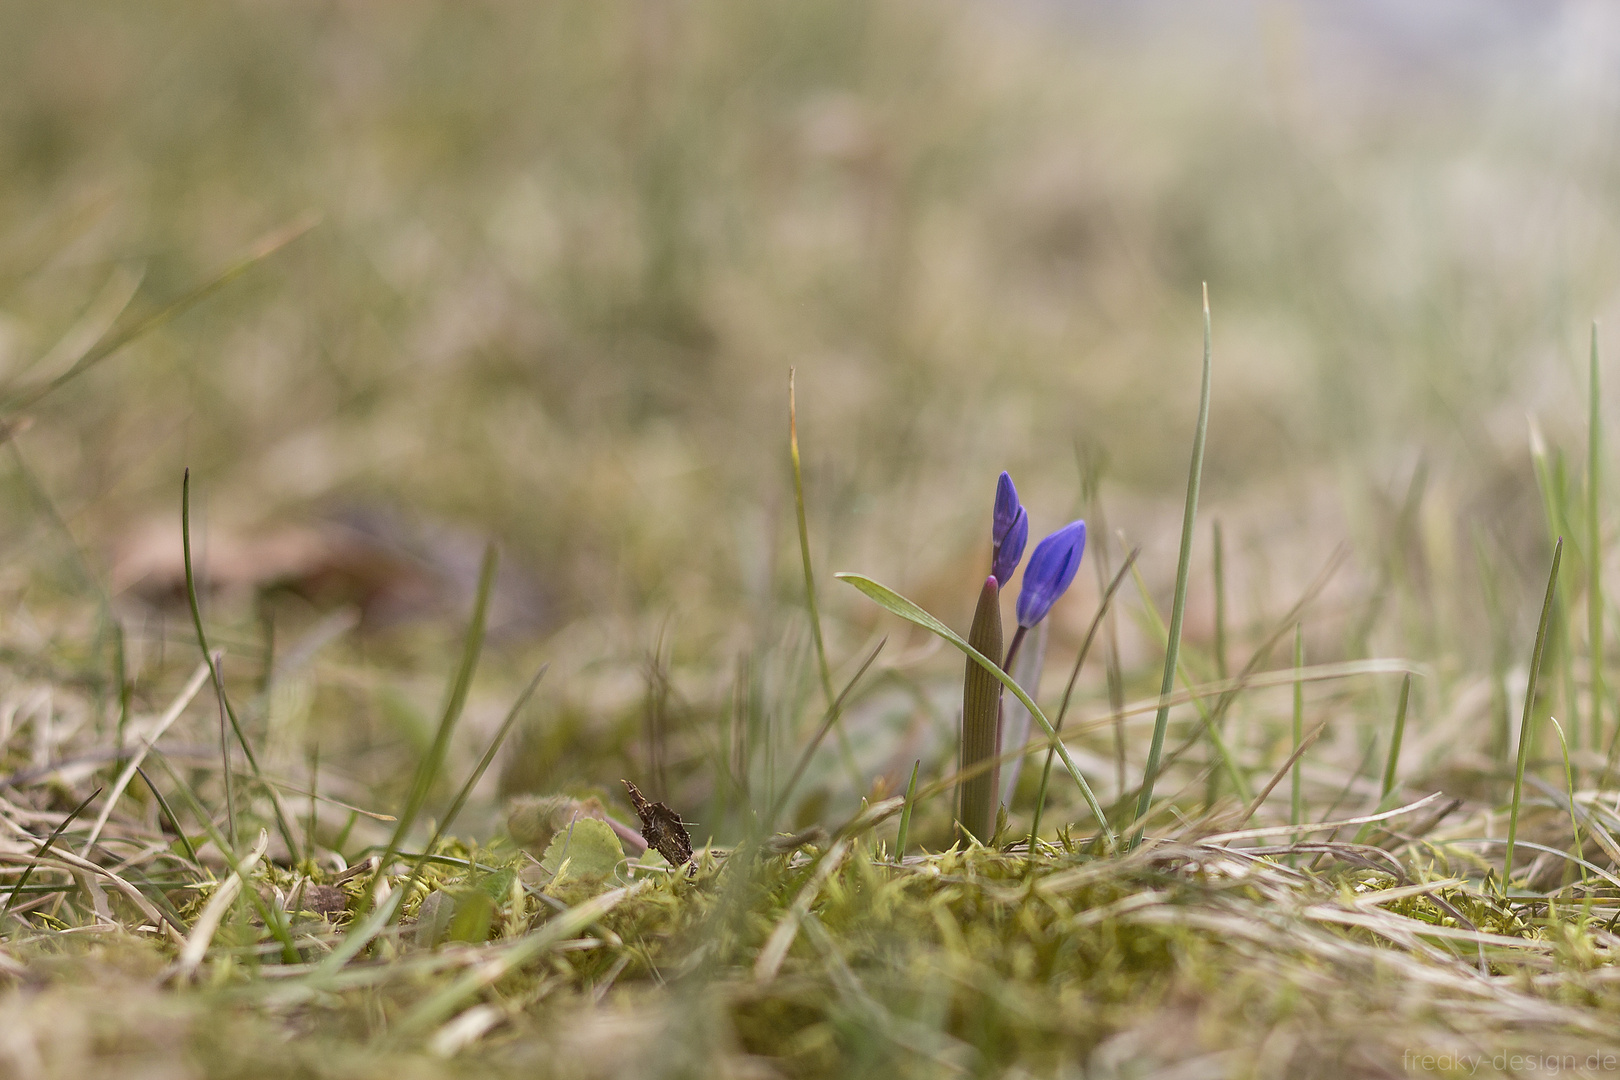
top-left (296, 883), bottom-right (349, 920)
top-left (622, 780), bottom-right (693, 868)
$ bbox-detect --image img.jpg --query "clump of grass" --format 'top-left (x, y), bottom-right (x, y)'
top-left (3, 294), bottom-right (1620, 1080)
top-left (5, 5), bottom-right (1620, 1071)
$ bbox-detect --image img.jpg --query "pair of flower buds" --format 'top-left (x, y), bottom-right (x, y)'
top-left (959, 472), bottom-right (1086, 842)
top-left (990, 472), bottom-right (1086, 631)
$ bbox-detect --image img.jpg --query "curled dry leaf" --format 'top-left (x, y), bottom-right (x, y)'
top-left (622, 781), bottom-right (693, 868)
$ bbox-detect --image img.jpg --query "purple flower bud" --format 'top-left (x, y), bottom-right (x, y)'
top-left (1015, 520), bottom-right (1086, 628)
top-left (993, 472), bottom-right (1021, 542)
top-left (991, 506), bottom-right (1027, 587)
top-left (991, 472), bottom-right (1028, 587)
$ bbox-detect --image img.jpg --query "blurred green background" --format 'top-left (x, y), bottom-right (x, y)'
top-left (3, 0), bottom-right (1618, 838)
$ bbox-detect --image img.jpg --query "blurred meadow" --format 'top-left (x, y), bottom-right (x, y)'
top-left (7, 0), bottom-right (1620, 1076)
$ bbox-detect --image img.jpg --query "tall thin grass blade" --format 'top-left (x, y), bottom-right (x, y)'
top-left (788, 369), bottom-right (860, 786)
top-left (385, 665), bottom-right (547, 926)
top-left (1213, 520), bottom-right (1229, 681)
top-left (182, 469), bottom-right (299, 856)
top-left (1530, 429), bottom-right (1582, 747)
top-left (1291, 624), bottom-right (1304, 842)
top-left (1506, 537), bottom-right (1562, 890)
top-left (766, 637), bottom-right (885, 832)
top-left (1591, 321), bottom-right (1605, 758)
top-left (1127, 561), bottom-right (1249, 802)
top-left (137, 767), bottom-right (199, 866)
top-left (364, 542), bottom-right (498, 910)
top-left (1381, 674), bottom-right (1411, 800)
top-left (1133, 286), bottom-right (1215, 843)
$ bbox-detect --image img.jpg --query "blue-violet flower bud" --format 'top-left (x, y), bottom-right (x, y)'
top-left (993, 472), bottom-right (1021, 540)
top-left (991, 472), bottom-right (1029, 586)
top-left (1015, 520), bottom-right (1086, 628)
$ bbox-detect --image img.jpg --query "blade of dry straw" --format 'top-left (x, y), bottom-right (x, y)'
top-left (2, 785), bottom-right (102, 919)
top-left (80, 660), bottom-right (210, 855)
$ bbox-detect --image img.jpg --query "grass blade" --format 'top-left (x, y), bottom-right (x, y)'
top-left (150, 753), bottom-right (300, 962)
top-left (137, 767), bottom-right (199, 866)
top-left (1529, 429), bottom-right (1582, 747)
top-left (1232, 721), bottom-right (1326, 833)
top-left (1548, 716), bottom-right (1583, 886)
top-left (1349, 671), bottom-right (1416, 845)
top-left (393, 882), bottom-right (645, 1039)
top-left (1291, 624), bottom-right (1304, 841)
top-left (364, 542), bottom-right (498, 910)
top-left (212, 657), bottom-right (237, 851)
top-left (835, 572), bottom-right (1114, 847)
top-left (386, 664), bottom-right (549, 926)
top-left (1381, 674), bottom-right (1411, 801)
top-left (789, 369), bottom-right (860, 786)
top-left (894, 759), bottom-right (920, 858)
top-left (1213, 519), bottom-right (1228, 681)
top-left (80, 660), bottom-right (210, 856)
top-left (1126, 545), bottom-right (1348, 824)
top-left (182, 469), bottom-right (299, 857)
top-left (767, 638), bottom-right (886, 833)
top-left (1506, 537), bottom-right (1563, 890)
top-left (1591, 321), bottom-right (1605, 757)
top-left (1, 215), bottom-right (317, 415)
top-left (1133, 286), bottom-right (1215, 842)
top-left (1127, 559), bottom-right (1250, 802)
top-left (1028, 548), bottom-right (1138, 852)
top-left (3, 786), bottom-right (102, 920)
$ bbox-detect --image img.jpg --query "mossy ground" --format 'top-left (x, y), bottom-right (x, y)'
top-left (5, 1), bottom-right (1620, 1076)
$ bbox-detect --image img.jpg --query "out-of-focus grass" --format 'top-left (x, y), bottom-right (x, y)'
top-left (4, 1), bottom-right (1620, 1076)
top-left (0, 0), bottom-right (1609, 810)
